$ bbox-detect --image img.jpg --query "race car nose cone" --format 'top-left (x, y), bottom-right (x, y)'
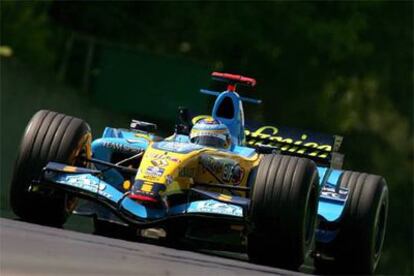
top-left (128, 180), bottom-right (164, 204)
top-left (129, 192), bottom-right (158, 203)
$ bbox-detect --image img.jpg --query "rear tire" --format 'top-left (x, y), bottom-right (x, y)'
top-left (314, 171), bottom-right (388, 274)
top-left (10, 110), bottom-right (91, 227)
top-left (247, 154), bottom-right (319, 270)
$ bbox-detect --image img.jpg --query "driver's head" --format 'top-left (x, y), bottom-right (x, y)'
top-left (190, 118), bottom-right (231, 149)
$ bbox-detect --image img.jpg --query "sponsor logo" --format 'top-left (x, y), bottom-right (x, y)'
top-left (145, 166), bottom-right (164, 177)
top-left (131, 180), bottom-right (166, 196)
top-left (102, 141), bottom-right (142, 154)
top-left (199, 155), bottom-right (244, 185)
top-left (321, 186), bottom-right (348, 201)
top-left (153, 142), bottom-right (202, 153)
top-left (62, 174), bottom-right (112, 199)
top-left (148, 153), bottom-right (181, 163)
top-left (245, 126), bottom-right (332, 159)
top-left (188, 200), bottom-right (243, 217)
top-left (151, 159), bottom-right (169, 167)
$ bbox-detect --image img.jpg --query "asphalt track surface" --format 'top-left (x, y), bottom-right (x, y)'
top-left (0, 218), bottom-right (308, 276)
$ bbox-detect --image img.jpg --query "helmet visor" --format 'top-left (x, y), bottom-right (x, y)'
top-left (191, 135), bottom-right (227, 149)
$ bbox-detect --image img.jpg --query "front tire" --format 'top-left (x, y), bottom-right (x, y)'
top-left (247, 154), bottom-right (319, 270)
top-left (10, 110), bottom-right (91, 227)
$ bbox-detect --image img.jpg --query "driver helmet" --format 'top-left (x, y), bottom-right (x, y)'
top-left (190, 118), bottom-right (231, 149)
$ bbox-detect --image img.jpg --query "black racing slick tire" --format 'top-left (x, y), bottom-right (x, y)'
top-left (247, 154), bottom-right (319, 270)
top-left (10, 110), bottom-right (92, 227)
top-left (315, 171), bottom-right (389, 274)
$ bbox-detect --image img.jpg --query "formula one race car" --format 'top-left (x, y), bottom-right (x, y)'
top-left (10, 72), bottom-right (388, 274)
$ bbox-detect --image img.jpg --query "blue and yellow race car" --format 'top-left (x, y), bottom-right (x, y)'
top-left (10, 72), bottom-right (388, 274)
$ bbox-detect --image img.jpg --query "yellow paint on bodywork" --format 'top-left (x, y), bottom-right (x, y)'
top-left (191, 115), bottom-right (213, 125)
top-left (63, 165), bottom-right (77, 172)
top-left (134, 133), bottom-right (152, 142)
top-left (122, 180), bottom-right (132, 190)
top-left (218, 194), bottom-right (232, 202)
top-left (135, 142), bottom-right (261, 199)
top-left (141, 182), bottom-right (154, 192)
top-left (136, 145), bottom-right (202, 189)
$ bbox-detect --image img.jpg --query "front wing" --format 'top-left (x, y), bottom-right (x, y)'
top-left (41, 162), bottom-right (247, 225)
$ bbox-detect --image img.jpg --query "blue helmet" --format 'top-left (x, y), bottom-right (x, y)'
top-left (190, 118), bottom-right (231, 149)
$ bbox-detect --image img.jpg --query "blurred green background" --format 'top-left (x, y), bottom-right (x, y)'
top-left (0, 1), bottom-right (412, 274)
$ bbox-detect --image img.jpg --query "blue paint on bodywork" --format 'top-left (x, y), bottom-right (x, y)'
top-left (91, 136), bottom-right (147, 189)
top-left (103, 127), bottom-right (121, 138)
top-left (48, 172), bottom-right (124, 203)
top-left (45, 168), bottom-right (244, 221)
top-left (102, 127), bottom-right (153, 141)
top-left (120, 197), bottom-right (166, 219)
top-left (315, 167), bottom-right (346, 243)
top-left (317, 168), bottom-right (347, 222)
top-left (318, 200), bottom-right (345, 222)
top-left (327, 169), bottom-right (342, 187)
top-left (232, 145), bottom-right (256, 158)
top-left (317, 167), bottom-right (329, 186)
top-left (122, 199), bottom-right (244, 219)
top-left (171, 134), bottom-right (191, 143)
top-left (212, 92), bottom-right (245, 147)
top-left (93, 137), bottom-right (149, 152)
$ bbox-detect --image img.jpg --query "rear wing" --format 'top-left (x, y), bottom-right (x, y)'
top-left (245, 121), bottom-right (344, 168)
